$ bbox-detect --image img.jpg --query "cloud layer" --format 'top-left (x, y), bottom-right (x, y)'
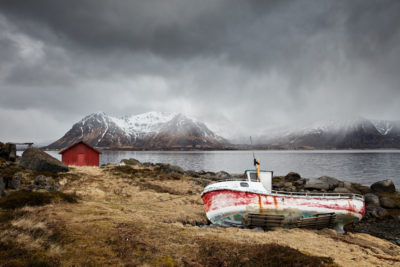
top-left (0, 0), bottom-right (399, 143)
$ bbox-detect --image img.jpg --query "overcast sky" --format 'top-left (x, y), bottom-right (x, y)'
top-left (0, 0), bottom-right (399, 143)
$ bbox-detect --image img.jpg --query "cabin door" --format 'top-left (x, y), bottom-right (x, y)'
top-left (77, 154), bottom-right (85, 165)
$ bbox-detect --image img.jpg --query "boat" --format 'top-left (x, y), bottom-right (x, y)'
top-left (201, 162), bottom-right (365, 232)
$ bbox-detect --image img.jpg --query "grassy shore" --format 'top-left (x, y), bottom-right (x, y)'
top-left (1, 164), bottom-right (400, 266)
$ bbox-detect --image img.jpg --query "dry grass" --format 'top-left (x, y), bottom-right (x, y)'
top-left (0, 190), bottom-right (78, 210)
top-left (0, 164), bottom-right (399, 266)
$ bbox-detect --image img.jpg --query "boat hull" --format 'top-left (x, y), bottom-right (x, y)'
top-left (202, 189), bottom-right (365, 229)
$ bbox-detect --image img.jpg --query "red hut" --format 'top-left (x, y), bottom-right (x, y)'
top-left (59, 141), bottom-right (101, 166)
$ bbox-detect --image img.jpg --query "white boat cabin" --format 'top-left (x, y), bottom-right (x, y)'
top-left (245, 169), bottom-right (273, 193)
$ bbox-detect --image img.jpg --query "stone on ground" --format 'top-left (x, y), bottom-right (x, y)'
top-left (364, 193), bottom-right (381, 207)
top-left (285, 172), bottom-right (301, 181)
top-left (371, 179), bottom-right (396, 193)
top-left (19, 148), bottom-right (69, 173)
top-left (379, 196), bottom-right (399, 209)
top-left (304, 176), bottom-right (340, 190)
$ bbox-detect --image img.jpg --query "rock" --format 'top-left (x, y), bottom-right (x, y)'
top-left (8, 173), bottom-right (22, 190)
top-left (343, 181), bottom-right (353, 190)
top-left (34, 175), bottom-right (61, 191)
top-left (371, 179), bottom-right (396, 193)
top-left (231, 173), bottom-right (244, 179)
top-left (351, 183), bottom-right (371, 195)
top-left (155, 163), bottom-right (184, 174)
top-left (369, 206), bottom-right (389, 218)
top-left (0, 175), bottom-right (5, 197)
top-left (304, 176), bottom-right (340, 191)
top-left (333, 187), bottom-right (351, 193)
top-left (0, 142), bottom-right (17, 162)
top-left (283, 182), bottom-right (293, 188)
top-left (285, 172), bottom-right (301, 182)
top-left (19, 148), bottom-right (68, 173)
top-left (272, 182), bottom-right (282, 189)
top-left (216, 171), bottom-right (231, 179)
top-left (380, 196), bottom-right (399, 209)
top-left (120, 158), bottom-right (142, 166)
top-left (293, 179), bottom-right (305, 186)
top-left (186, 170), bottom-right (200, 178)
top-left (200, 172), bottom-right (217, 180)
top-left (364, 193), bottom-right (381, 207)
top-left (252, 227), bottom-right (264, 232)
top-left (142, 162), bottom-right (154, 167)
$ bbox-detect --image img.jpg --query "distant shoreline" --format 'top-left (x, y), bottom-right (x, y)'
top-left (41, 147), bottom-right (400, 152)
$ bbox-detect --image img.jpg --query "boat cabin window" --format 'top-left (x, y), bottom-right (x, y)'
top-left (249, 172), bottom-right (258, 182)
top-left (240, 182), bottom-right (249, 187)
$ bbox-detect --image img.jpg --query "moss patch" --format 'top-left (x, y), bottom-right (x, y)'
top-left (0, 190), bottom-right (78, 210)
top-left (0, 239), bottom-right (60, 267)
top-left (0, 165), bottom-right (24, 178)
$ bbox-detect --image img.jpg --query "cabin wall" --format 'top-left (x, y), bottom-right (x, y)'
top-left (61, 144), bottom-right (100, 166)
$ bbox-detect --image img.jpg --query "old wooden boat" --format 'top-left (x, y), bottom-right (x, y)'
top-left (201, 165), bottom-right (365, 231)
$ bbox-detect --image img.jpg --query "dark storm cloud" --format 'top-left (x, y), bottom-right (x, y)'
top-left (0, 0), bottom-right (399, 142)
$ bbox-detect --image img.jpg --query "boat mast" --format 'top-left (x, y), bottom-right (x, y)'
top-left (250, 136), bottom-right (260, 182)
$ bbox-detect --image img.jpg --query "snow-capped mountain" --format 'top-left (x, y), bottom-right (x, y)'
top-left (256, 117), bottom-right (400, 149)
top-left (47, 112), bottom-right (229, 149)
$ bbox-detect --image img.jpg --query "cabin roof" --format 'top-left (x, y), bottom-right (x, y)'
top-left (58, 141), bottom-right (102, 155)
top-left (245, 169), bottom-right (269, 172)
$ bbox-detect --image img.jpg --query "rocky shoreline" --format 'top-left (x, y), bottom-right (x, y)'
top-left (119, 158), bottom-right (400, 245)
top-left (1, 146), bottom-right (400, 265)
top-left (1, 145), bottom-right (400, 246)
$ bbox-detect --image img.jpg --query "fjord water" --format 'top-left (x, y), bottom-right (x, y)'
top-left (45, 150), bottom-right (400, 188)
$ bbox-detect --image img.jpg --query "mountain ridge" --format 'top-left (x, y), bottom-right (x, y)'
top-left (47, 113), bottom-right (400, 150)
top-left (47, 112), bottom-right (229, 150)
top-left (255, 117), bottom-right (400, 149)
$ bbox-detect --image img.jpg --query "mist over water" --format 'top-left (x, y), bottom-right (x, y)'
top-left (43, 150), bottom-right (400, 188)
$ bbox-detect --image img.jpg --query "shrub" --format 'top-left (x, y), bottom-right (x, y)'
top-left (0, 190), bottom-right (78, 210)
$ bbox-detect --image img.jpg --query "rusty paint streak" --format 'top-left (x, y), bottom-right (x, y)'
top-left (258, 195), bottom-right (263, 213)
top-left (273, 195), bottom-right (278, 210)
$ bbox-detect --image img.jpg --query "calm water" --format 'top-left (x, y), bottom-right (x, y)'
top-left (43, 150), bottom-right (400, 188)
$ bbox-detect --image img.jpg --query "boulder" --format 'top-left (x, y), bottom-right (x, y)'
top-left (369, 206), bottom-right (389, 219)
top-left (120, 158), bottom-right (142, 167)
top-left (285, 172), bottom-right (301, 182)
top-left (283, 182), bottom-right (293, 188)
top-left (33, 175), bottom-right (61, 191)
top-left (371, 179), bottom-right (396, 193)
top-left (155, 163), bottom-right (184, 174)
top-left (343, 181), bottom-right (353, 190)
top-left (142, 162), bottom-right (154, 167)
top-left (293, 179), bottom-right (305, 186)
top-left (8, 173), bottom-right (22, 190)
top-left (19, 148), bottom-right (68, 173)
top-left (333, 187), bottom-right (351, 193)
top-left (199, 172), bottom-right (217, 180)
top-left (186, 170), bottom-right (200, 178)
top-left (272, 182), bottom-right (283, 189)
top-left (364, 193), bottom-right (381, 207)
top-left (0, 142), bottom-right (17, 162)
top-left (379, 196), bottom-right (399, 209)
top-left (0, 175), bottom-right (5, 197)
top-left (216, 171), bottom-right (231, 179)
top-left (304, 176), bottom-right (340, 191)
